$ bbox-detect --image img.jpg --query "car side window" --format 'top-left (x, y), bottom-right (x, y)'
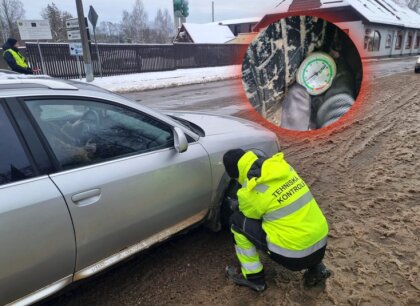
top-left (25, 99), bottom-right (175, 170)
top-left (0, 103), bottom-right (35, 186)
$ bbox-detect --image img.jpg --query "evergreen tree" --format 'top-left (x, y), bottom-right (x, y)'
top-left (40, 2), bottom-right (73, 42)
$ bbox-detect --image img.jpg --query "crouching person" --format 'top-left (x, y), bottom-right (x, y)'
top-left (223, 149), bottom-right (330, 292)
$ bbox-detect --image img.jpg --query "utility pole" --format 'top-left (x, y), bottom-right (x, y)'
top-left (75, 0), bottom-right (94, 82)
top-left (212, 1), bottom-right (215, 22)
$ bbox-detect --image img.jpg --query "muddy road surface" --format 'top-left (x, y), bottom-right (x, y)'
top-left (41, 71), bottom-right (419, 305)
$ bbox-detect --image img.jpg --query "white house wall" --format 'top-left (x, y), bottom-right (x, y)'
top-left (335, 21), bottom-right (419, 58)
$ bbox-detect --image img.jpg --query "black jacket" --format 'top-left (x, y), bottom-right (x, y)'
top-left (2, 41), bottom-right (33, 74)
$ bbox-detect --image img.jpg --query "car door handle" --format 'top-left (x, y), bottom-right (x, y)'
top-left (71, 189), bottom-right (102, 206)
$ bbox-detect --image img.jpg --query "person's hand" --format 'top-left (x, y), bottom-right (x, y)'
top-left (32, 68), bottom-right (41, 73)
top-left (85, 140), bottom-right (97, 155)
top-left (72, 120), bottom-right (85, 130)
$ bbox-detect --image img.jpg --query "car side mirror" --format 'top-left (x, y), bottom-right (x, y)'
top-left (173, 127), bottom-right (188, 153)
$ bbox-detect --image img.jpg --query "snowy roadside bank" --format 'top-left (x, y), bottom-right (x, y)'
top-left (75, 66), bottom-right (241, 93)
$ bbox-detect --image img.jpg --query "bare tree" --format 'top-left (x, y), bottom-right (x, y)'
top-left (154, 9), bottom-right (165, 43)
top-left (96, 21), bottom-right (123, 43)
top-left (121, 0), bottom-right (149, 43)
top-left (395, 0), bottom-right (420, 12)
top-left (154, 8), bottom-right (175, 43)
top-left (0, 0), bottom-right (25, 42)
top-left (41, 2), bottom-right (73, 42)
top-left (407, 0), bottom-right (420, 12)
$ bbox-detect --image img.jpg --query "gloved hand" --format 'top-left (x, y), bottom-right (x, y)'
top-left (280, 83), bottom-right (311, 131)
top-left (226, 196), bottom-right (239, 211)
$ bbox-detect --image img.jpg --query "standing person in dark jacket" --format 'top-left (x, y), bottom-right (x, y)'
top-left (2, 38), bottom-right (34, 74)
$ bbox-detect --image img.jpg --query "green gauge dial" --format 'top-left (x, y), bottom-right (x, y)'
top-left (296, 52), bottom-right (337, 96)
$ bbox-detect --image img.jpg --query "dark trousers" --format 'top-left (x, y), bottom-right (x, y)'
top-left (230, 211), bottom-right (326, 272)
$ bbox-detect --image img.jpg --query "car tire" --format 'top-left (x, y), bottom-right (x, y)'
top-left (220, 180), bottom-right (241, 230)
top-left (415, 68), bottom-right (420, 74)
top-left (204, 177), bottom-right (238, 232)
top-left (242, 17), bottom-right (334, 118)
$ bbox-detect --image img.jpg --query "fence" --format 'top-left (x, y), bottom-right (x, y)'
top-left (23, 43), bottom-right (248, 79)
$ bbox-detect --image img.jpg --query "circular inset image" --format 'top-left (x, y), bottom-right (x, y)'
top-left (242, 16), bottom-right (363, 131)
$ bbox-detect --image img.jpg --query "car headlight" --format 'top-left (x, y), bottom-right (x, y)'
top-left (417, 57), bottom-right (420, 64)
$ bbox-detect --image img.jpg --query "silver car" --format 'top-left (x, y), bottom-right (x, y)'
top-left (0, 75), bottom-right (279, 305)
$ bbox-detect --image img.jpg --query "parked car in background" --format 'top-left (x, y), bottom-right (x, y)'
top-left (415, 56), bottom-right (420, 73)
top-left (0, 75), bottom-right (280, 305)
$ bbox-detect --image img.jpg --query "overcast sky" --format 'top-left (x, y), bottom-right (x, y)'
top-left (20, 0), bottom-right (279, 24)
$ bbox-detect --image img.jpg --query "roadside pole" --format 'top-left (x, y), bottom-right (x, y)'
top-left (93, 28), bottom-right (102, 78)
top-left (88, 5), bottom-right (102, 78)
top-left (76, 56), bottom-right (82, 80)
top-left (36, 40), bottom-right (47, 75)
top-left (75, 0), bottom-right (94, 82)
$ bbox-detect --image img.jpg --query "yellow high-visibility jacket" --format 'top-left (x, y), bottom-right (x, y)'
top-left (3, 48), bottom-right (29, 68)
top-left (237, 151), bottom-right (328, 258)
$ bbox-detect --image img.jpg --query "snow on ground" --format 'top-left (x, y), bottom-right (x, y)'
top-left (77, 66), bottom-right (241, 93)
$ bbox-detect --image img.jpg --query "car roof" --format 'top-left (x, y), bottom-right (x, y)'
top-left (0, 73), bottom-right (199, 140)
top-left (0, 73), bottom-right (111, 93)
top-left (0, 73), bottom-right (141, 114)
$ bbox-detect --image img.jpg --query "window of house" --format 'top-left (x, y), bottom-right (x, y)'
top-left (365, 30), bottom-right (381, 52)
top-left (364, 29), bottom-right (371, 49)
top-left (415, 35), bottom-right (420, 48)
top-left (0, 103), bottom-right (35, 186)
top-left (406, 33), bottom-right (413, 49)
top-left (372, 31), bottom-right (381, 51)
top-left (395, 32), bottom-right (403, 50)
top-left (385, 34), bottom-right (392, 48)
top-left (25, 99), bottom-right (174, 171)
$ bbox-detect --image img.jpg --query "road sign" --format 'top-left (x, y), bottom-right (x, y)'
top-left (17, 20), bottom-right (52, 40)
top-left (88, 6), bottom-right (99, 29)
top-left (69, 42), bottom-right (83, 56)
top-left (66, 18), bottom-right (79, 29)
top-left (67, 29), bottom-right (81, 40)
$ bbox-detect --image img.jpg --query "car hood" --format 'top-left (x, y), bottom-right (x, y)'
top-left (167, 111), bottom-right (269, 136)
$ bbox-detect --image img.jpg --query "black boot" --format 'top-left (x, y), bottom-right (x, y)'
top-left (225, 266), bottom-right (267, 292)
top-left (303, 262), bottom-right (331, 287)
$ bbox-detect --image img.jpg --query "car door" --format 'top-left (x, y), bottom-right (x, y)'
top-left (22, 97), bottom-right (212, 278)
top-left (0, 101), bottom-right (75, 305)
